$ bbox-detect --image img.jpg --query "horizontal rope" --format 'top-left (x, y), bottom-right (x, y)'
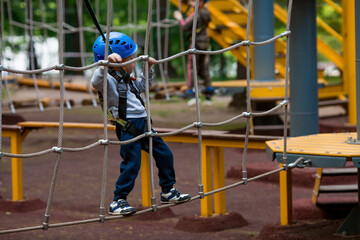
top-left (0, 164), bottom-right (296, 235)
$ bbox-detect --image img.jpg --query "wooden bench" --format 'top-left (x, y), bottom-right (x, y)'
top-left (4, 121), bottom-right (278, 217)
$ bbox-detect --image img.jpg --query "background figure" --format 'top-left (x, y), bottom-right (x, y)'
top-left (174, 0), bottom-right (214, 102)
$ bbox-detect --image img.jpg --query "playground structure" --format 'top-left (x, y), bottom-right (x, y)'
top-left (0, 0), bottom-right (360, 238)
top-left (0, 1), bottom-right (355, 116)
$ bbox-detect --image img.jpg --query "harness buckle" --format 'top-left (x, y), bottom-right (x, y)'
top-left (123, 120), bottom-right (132, 132)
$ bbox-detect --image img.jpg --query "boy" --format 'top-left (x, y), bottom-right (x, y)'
top-left (174, 0), bottom-right (214, 102)
top-left (91, 32), bottom-right (191, 215)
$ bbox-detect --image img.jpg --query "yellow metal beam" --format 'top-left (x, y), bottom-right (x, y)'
top-left (200, 145), bottom-right (213, 216)
top-left (213, 147), bottom-right (226, 215)
top-left (342, 0), bottom-right (356, 124)
top-left (279, 166), bottom-right (292, 225)
top-left (2, 130), bottom-right (24, 201)
top-left (141, 151), bottom-right (151, 207)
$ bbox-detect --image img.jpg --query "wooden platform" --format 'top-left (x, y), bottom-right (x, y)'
top-left (265, 132), bottom-right (360, 226)
top-left (266, 132), bottom-right (360, 158)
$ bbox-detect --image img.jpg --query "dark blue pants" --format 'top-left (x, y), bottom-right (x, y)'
top-left (113, 118), bottom-right (176, 201)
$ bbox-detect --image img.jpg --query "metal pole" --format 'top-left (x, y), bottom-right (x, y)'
top-left (355, 0), bottom-right (360, 140)
top-left (289, 0), bottom-right (318, 137)
top-left (253, 0), bottom-right (275, 81)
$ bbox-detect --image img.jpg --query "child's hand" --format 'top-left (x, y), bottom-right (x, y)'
top-left (143, 57), bottom-right (156, 71)
top-left (108, 53), bottom-right (122, 63)
top-left (174, 10), bottom-right (183, 21)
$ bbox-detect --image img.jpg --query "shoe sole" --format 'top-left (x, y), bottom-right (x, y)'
top-left (161, 197), bottom-right (191, 205)
top-left (108, 210), bottom-right (137, 216)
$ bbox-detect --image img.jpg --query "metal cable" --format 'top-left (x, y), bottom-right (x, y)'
top-left (282, 0), bottom-right (294, 166)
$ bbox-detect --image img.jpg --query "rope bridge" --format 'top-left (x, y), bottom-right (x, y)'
top-left (0, 0), bottom-right (299, 235)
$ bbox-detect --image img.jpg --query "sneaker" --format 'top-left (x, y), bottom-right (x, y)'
top-left (179, 89), bottom-right (195, 99)
top-left (161, 188), bottom-right (191, 204)
top-left (202, 86), bottom-right (215, 96)
top-left (109, 199), bottom-right (137, 215)
top-left (187, 98), bottom-right (196, 106)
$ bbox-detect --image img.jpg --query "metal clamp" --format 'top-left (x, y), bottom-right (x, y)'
top-left (99, 139), bottom-right (109, 145)
top-left (242, 112), bottom-right (252, 118)
top-left (52, 147), bottom-right (63, 153)
top-left (55, 64), bottom-right (66, 70)
top-left (42, 214), bottom-right (50, 230)
top-left (193, 122), bottom-right (203, 128)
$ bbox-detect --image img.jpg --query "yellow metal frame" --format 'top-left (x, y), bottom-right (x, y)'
top-left (2, 127), bottom-right (30, 201)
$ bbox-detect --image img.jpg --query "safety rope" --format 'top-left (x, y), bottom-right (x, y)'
top-left (0, 0), bottom-right (295, 235)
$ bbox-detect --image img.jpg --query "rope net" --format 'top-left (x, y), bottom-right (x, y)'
top-left (0, 0), bottom-right (299, 235)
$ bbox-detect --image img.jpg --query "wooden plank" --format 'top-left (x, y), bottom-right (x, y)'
top-left (266, 132), bottom-right (360, 157)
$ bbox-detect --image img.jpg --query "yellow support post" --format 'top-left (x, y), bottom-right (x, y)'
top-left (201, 145), bottom-right (213, 217)
top-left (141, 151), bottom-right (151, 207)
top-left (279, 164), bottom-right (292, 225)
top-left (213, 147), bottom-right (226, 215)
top-left (342, 0), bottom-right (356, 124)
top-left (10, 131), bottom-right (23, 201)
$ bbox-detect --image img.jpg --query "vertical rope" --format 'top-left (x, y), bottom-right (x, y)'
top-left (177, 0), bottom-right (188, 86)
top-left (189, 0), bottom-right (205, 197)
top-left (282, 0), bottom-right (294, 167)
top-left (26, 0), bottom-right (44, 112)
top-left (99, 0), bottom-right (113, 222)
top-left (155, 0), bottom-right (170, 100)
top-left (143, 0), bottom-right (157, 210)
top-left (42, 0), bottom-right (66, 230)
top-left (241, 0), bottom-right (254, 183)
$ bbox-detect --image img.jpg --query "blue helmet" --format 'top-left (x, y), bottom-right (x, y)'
top-left (93, 32), bottom-right (138, 62)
